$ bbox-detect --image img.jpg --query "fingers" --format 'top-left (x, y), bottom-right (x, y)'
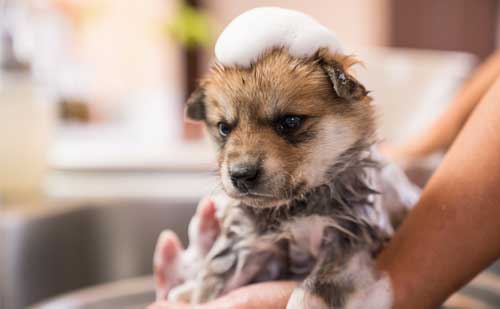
top-left (196, 198), bottom-right (220, 254)
top-left (147, 301), bottom-right (194, 309)
top-left (153, 197), bottom-right (222, 302)
top-left (154, 230), bottom-right (184, 301)
top-left (197, 198), bottom-right (219, 233)
top-left (148, 281), bottom-right (298, 309)
top-left (202, 281), bottom-right (299, 309)
top-left (187, 198), bottom-right (220, 256)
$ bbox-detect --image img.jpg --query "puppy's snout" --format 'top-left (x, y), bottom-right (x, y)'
top-left (229, 164), bottom-right (260, 192)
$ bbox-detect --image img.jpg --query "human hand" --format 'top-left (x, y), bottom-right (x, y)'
top-left (148, 280), bottom-right (298, 309)
top-left (152, 196), bottom-right (297, 308)
top-left (153, 197), bottom-right (220, 301)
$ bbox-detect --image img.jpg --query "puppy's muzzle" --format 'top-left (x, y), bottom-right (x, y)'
top-left (229, 163), bottom-right (260, 193)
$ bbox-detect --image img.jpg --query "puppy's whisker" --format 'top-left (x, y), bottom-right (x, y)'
top-left (247, 191), bottom-right (275, 198)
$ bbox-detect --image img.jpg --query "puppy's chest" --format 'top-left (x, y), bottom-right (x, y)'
top-left (238, 188), bottom-right (378, 242)
top-left (208, 194), bottom-right (385, 282)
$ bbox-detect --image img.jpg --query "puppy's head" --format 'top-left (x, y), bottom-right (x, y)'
top-left (187, 48), bottom-right (375, 207)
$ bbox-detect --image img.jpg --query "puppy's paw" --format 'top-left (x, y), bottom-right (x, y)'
top-left (154, 230), bottom-right (184, 300)
top-left (287, 288), bottom-right (328, 309)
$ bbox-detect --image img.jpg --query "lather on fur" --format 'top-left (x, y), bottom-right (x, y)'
top-left (159, 48), bottom-right (419, 308)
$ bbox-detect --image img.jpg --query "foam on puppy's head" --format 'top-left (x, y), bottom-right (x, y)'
top-left (214, 7), bottom-right (344, 68)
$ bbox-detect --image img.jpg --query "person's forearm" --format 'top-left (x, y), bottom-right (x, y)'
top-left (392, 50), bottom-right (500, 161)
top-left (376, 77), bottom-right (500, 308)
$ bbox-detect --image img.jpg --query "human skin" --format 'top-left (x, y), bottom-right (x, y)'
top-left (375, 76), bottom-right (500, 308)
top-left (148, 280), bottom-right (298, 309)
top-left (151, 53), bottom-right (500, 309)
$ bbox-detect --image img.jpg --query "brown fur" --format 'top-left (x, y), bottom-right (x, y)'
top-left (172, 47), bottom-right (419, 307)
top-left (187, 48), bottom-right (375, 207)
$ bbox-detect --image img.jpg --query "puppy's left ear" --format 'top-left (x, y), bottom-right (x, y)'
top-left (185, 87), bottom-right (206, 121)
top-left (319, 53), bottom-right (368, 101)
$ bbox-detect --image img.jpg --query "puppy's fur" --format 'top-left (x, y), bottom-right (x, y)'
top-left (171, 48), bottom-right (418, 308)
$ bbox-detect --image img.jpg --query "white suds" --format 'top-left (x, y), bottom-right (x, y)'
top-left (215, 7), bottom-right (344, 68)
top-left (287, 288), bottom-right (328, 309)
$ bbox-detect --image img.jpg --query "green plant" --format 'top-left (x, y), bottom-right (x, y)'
top-left (167, 1), bottom-right (212, 49)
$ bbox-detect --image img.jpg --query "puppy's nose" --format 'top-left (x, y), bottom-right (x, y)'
top-left (229, 164), bottom-right (260, 192)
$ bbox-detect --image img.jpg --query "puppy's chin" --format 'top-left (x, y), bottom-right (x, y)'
top-left (223, 182), bottom-right (310, 208)
top-left (239, 195), bottom-right (287, 208)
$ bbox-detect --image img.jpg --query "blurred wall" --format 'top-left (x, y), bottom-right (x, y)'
top-left (75, 0), bottom-right (182, 104)
top-left (205, 0), bottom-right (390, 49)
top-left (391, 0), bottom-right (499, 59)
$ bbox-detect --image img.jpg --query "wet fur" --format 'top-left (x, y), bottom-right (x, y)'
top-left (176, 48), bottom-right (418, 307)
top-left (188, 48), bottom-right (373, 207)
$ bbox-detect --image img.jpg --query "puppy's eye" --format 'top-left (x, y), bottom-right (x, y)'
top-left (284, 116), bottom-right (302, 128)
top-left (276, 115), bottom-right (303, 134)
top-left (218, 122), bottom-right (231, 137)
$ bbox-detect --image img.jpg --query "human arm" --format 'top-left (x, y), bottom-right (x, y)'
top-left (377, 76), bottom-right (500, 308)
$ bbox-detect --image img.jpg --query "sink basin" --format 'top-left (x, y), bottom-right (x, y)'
top-left (34, 265), bottom-right (500, 309)
top-left (33, 276), bottom-right (155, 309)
top-left (5, 197), bottom-right (500, 308)
top-left (0, 199), bottom-right (197, 309)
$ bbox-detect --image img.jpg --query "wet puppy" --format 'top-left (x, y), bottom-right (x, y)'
top-left (157, 48), bottom-right (419, 308)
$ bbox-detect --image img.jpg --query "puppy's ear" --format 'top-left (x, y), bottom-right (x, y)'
top-left (185, 87), bottom-right (206, 121)
top-left (319, 53), bottom-right (368, 101)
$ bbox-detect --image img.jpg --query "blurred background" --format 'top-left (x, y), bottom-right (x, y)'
top-left (0, 0), bottom-right (497, 308)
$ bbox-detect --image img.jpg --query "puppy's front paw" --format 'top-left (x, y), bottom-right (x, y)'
top-left (154, 230), bottom-right (184, 300)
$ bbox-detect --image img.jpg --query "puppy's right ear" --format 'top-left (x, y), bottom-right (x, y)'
top-left (316, 50), bottom-right (368, 102)
top-left (185, 87), bottom-right (206, 121)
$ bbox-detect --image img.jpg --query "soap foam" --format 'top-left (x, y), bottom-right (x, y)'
top-left (215, 7), bottom-right (344, 67)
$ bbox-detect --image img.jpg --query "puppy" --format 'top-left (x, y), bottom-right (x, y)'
top-left (153, 46), bottom-right (420, 308)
